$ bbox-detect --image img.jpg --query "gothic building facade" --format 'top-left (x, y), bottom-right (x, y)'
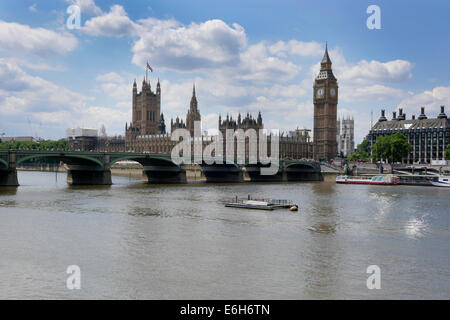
top-left (337, 116), bottom-right (355, 157)
top-left (125, 78), bottom-right (166, 150)
top-left (125, 79), bottom-right (201, 153)
top-left (186, 85), bottom-right (201, 136)
top-left (123, 70), bottom-right (317, 160)
top-left (313, 43), bottom-right (338, 161)
top-left (218, 112), bottom-right (313, 160)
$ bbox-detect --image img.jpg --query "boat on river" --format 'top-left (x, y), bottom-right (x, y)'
top-left (225, 196), bottom-right (298, 211)
top-left (336, 174), bottom-right (400, 185)
top-left (430, 175), bottom-right (450, 187)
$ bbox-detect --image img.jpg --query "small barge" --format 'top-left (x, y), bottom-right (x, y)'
top-left (225, 196), bottom-right (298, 211)
top-left (336, 174), bottom-right (400, 185)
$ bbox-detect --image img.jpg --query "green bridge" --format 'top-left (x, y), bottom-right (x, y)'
top-left (0, 150), bottom-right (322, 186)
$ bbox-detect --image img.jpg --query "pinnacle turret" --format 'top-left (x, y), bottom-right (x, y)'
top-left (321, 41), bottom-right (332, 67)
top-left (316, 42), bottom-right (336, 80)
top-left (190, 83), bottom-right (198, 110)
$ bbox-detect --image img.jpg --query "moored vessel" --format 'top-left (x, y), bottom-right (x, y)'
top-left (225, 196), bottom-right (298, 211)
top-left (430, 175), bottom-right (450, 187)
top-left (336, 174), bottom-right (400, 185)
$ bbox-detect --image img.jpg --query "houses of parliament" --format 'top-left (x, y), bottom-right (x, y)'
top-left (71, 46), bottom-right (339, 162)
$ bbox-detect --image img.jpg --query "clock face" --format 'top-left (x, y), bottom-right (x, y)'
top-left (316, 88), bottom-right (324, 97)
top-left (330, 88), bottom-right (336, 97)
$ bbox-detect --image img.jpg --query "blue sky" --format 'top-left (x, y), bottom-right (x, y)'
top-left (1, 0), bottom-right (449, 143)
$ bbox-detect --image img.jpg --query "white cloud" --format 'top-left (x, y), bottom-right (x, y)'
top-left (82, 7), bottom-right (299, 83)
top-left (3, 57), bottom-right (64, 71)
top-left (0, 59), bottom-right (89, 115)
top-left (310, 47), bottom-right (413, 86)
top-left (82, 5), bottom-right (137, 37)
top-left (28, 4), bottom-right (37, 13)
top-left (0, 59), bottom-right (128, 137)
top-left (269, 40), bottom-right (323, 57)
top-left (0, 20), bottom-right (78, 56)
top-left (96, 72), bottom-right (131, 101)
top-left (340, 84), bottom-right (405, 102)
top-left (201, 113), bottom-right (220, 133)
top-left (339, 59), bottom-right (413, 85)
top-left (66, 0), bottom-right (102, 16)
top-left (400, 86), bottom-right (450, 115)
top-left (132, 19), bottom-right (247, 71)
top-left (235, 43), bottom-right (300, 84)
top-left (96, 72), bottom-right (124, 84)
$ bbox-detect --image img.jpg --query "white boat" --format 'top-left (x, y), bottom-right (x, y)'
top-left (225, 196), bottom-right (297, 210)
top-left (431, 175), bottom-right (450, 187)
top-left (336, 174), bottom-right (400, 185)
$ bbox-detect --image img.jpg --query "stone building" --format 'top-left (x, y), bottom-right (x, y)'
top-left (218, 112), bottom-right (263, 160)
top-left (368, 106), bottom-right (450, 164)
top-left (123, 76), bottom-right (314, 160)
top-left (126, 80), bottom-right (200, 153)
top-left (313, 43), bottom-right (338, 161)
top-left (186, 85), bottom-right (201, 136)
top-left (133, 78), bottom-right (162, 135)
top-left (218, 112), bottom-right (313, 160)
top-left (337, 116), bottom-right (355, 157)
top-left (96, 136), bottom-right (126, 152)
top-left (126, 78), bottom-right (166, 151)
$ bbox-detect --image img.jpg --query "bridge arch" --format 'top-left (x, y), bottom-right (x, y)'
top-left (110, 154), bottom-right (180, 168)
top-left (0, 158), bottom-right (8, 169)
top-left (16, 153), bottom-right (104, 168)
top-left (285, 162), bottom-right (317, 171)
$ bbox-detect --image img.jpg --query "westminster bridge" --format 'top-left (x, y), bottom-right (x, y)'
top-left (0, 150), bottom-right (322, 186)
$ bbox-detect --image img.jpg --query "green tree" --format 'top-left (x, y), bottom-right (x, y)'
top-left (348, 139), bottom-right (371, 162)
top-left (445, 144), bottom-right (450, 160)
top-left (371, 133), bottom-right (410, 163)
top-left (0, 139), bottom-right (68, 150)
top-left (0, 139), bottom-right (69, 164)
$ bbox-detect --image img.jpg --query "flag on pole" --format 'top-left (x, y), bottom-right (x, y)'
top-left (146, 61), bottom-right (153, 72)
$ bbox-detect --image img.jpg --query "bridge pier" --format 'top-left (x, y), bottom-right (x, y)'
top-left (282, 170), bottom-right (323, 181)
top-left (245, 165), bottom-right (283, 182)
top-left (282, 162), bottom-right (323, 182)
top-left (66, 166), bottom-right (112, 185)
top-left (201, 164), bottom-right (243, 183)
top-left (0, 150), bottom-right (19, 187)
top-left (142, 166), bottom-right (187, 184)
top-left (0, 169), bottom-right (19, 187)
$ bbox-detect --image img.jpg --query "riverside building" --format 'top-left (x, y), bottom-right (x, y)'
top-left (368, 106), bottom-right (450, 164)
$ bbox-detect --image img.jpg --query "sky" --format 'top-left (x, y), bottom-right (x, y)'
top-left (0, 0), bottom-right (450, 143)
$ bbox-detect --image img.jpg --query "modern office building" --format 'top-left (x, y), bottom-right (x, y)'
top-left (368, 106), bottom-right (450, 164)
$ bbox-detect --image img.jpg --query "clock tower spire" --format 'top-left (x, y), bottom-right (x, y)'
top-left (313, 42), bottom-right (338, 161)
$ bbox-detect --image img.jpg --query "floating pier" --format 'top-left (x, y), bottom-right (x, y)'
top-left (225, 195), bottom-right (297, 210)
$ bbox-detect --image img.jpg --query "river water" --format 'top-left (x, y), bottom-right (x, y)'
top-left (0, 171), bottom-right (448, 299)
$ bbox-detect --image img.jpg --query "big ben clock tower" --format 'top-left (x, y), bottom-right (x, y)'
top-left (313, 42), bottom-right (338, 161)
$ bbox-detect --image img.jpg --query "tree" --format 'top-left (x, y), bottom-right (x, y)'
top-left (389, 133), bottom-right (411, 162)
top-left (348, 139), bottom-right (371, 162)
top-left (0, 139), bottom-right (68, 151)
top-left (371, 132), bottom-right (410, 163)
top-left (445, 144), bottom-right (450, 160)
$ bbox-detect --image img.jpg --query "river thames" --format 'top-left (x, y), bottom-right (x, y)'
top-left (0, 171), bottom-right (448, 299)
